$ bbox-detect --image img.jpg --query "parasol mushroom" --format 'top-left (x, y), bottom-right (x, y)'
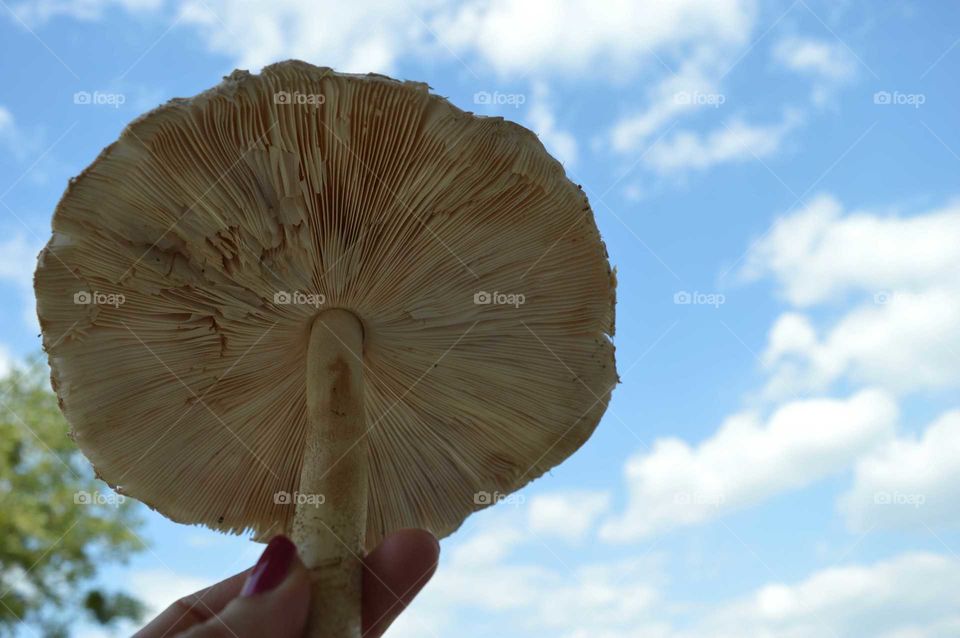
top-left (34, 60), bottom-right (617, 637)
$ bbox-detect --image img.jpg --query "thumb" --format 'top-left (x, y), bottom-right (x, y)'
top-left (182, 536), bottom-right (310, 638)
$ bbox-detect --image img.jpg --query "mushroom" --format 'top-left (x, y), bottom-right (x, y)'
top-left (34, 60), bottom-right (617, 636)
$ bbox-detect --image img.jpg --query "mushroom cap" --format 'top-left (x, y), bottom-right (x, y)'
top-left (34, 60), bottom-right (617, 549)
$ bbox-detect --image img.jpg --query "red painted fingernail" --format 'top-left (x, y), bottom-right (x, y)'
top-left (241, 535), bottom-right (297, 597)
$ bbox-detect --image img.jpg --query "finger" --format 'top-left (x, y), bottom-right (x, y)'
top-left (362, 529), bottom-right (440, 637)
top-left (134, 568), bottom-right (252, 637)
top-left (180, 535), bottom-right (310, 638)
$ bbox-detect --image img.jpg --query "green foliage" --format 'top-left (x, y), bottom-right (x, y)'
top-left (0, 359), bottom-right (146, 635)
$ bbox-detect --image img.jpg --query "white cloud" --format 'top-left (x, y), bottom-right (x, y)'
top-left (129, 567), bottom-right (208, 618)
top-left (404, 518), bottom-right (960, 638)
top-left (0, 105), bottom-right (37, 164)
top-left (184, 531), bottom-right (230, 548)
top-left (176, 0), bottom-right (436, 74)
top-left (742, 194), bottom-right (960, 307)
top-left (600, 389), bottom-right (897, 541)
top-left (761, 312), bottom-right (818, 367)
top-left (403, 515), bottom-right (668, 638)
top-left (527, 490), bottom-right (610, 542)
top-left (642, 111), bottom-right (800, 174)
top-left (695, 553), bottom-right (960, 638)
top-left (82, 566), bottom-right (211, 637)
top-left (609, 56), bottom-right (723, 153)
top-left (8, 0), bottom-right (162, 24)
top-left (0, 344), bottom-right (15, 378)
top-left (772, 36), bottom-right (857, 108)
top-left (762, 289), bottom-right (960, 397)
top-left (774, 36), bottom-right (857, 82)
top-left (0, 234), bottom-right (36, 286)
top-left (0, 104), bottom-right (68, 183)
top-left (0, 106), bottom-right (13, 133)
top-left (0, 234), bottom-right (43, 332)
top-left (437, 0), bottom-right (755, 78)
top-left (448, 526), bottom-right (526, 568)
top-left (744, 195), bottom-right (960, 397)
top-left (525, 83), bottom-right (578, 166)
top-left (839, 409), bottom-right (960, 532)
top-left (12, 0), bottom-right (755, 79)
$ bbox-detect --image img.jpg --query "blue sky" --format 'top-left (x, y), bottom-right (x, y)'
top-left (2, 1), bottom-right (960, 636)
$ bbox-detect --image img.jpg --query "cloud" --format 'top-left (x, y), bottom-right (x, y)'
top-left (641, 111), bottom-right (801, 174)
top-left (12, 1), bottom-right (756, 80)
top-left (400, 515), bottom-right (667, 638)
top-left (600, 389), bottom-right (897, 541)
top-left (176, 0), bottom-right (436, 74)
top-left (695, 552), bottom-right (960, 638)
top-left (0, 234), bottom-right (43, 332)
top-left (772, 36), bottom-right (858, 108)
top-left (8, 0), bottom-right (162, 24)
top-left (773, 36), bottom-right (857, 81)
top-left (762, 289), bottom-right (960, 397)
top-left (0, 103), bottom-right (67, 184)
top-left (839, 409), bottom-right (960, 532)
top-left (743, 195), bottom-right (960, 397)
top-left (0, 105), bottom-right (40, 164)
top-left (80, 566), bottom-right (210, 637)
top-left (129, 567), bottom-right (208, 618)
top-left (609, 56), bottom-right (724, 154)
top-left (741, 194), bottom-right (960, 307)
top-left (402, 516), bottom-right (960, 638)
top-left (436, 0), bottom-right (756, 78)
top-left (527, 490), bottom-right (610, 542)
top-left (448, 525), bottom-right (526, 569)
top-left (0, 105), bottom-right (12, 132)
top-left (0, 343), bottom-right (16, 378)
top-left (525, 83), bottom-right (578, 166)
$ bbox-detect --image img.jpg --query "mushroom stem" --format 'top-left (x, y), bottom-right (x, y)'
top-left (293, 309), bottom-right (367, 638)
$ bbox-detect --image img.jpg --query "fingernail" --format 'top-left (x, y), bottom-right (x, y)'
top-left (241, 535), bottom-right (297, 597)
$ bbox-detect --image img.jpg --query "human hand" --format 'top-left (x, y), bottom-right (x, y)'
top-left (135, 529), bottom-right (439, 637)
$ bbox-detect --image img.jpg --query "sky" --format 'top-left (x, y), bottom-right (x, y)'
top-left (2, 1), bottom-right (960, 636)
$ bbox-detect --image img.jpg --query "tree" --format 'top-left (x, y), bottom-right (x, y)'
top-left (0, 359), bottom-right (145, 637)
